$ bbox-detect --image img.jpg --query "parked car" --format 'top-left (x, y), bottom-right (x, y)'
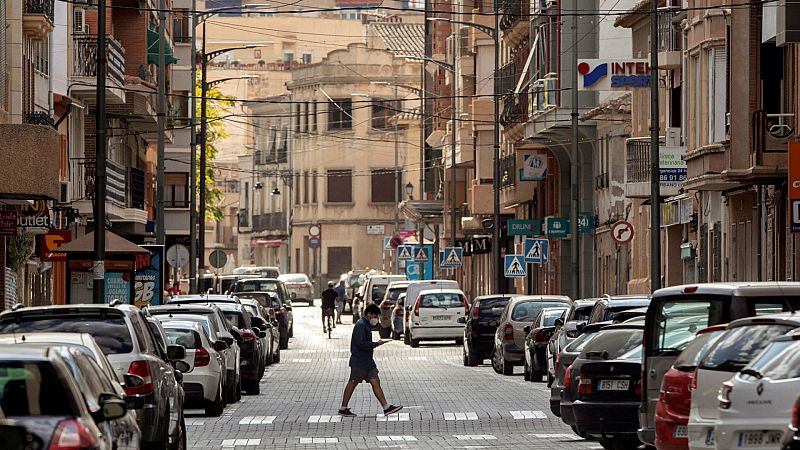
top-left (0, 304), bottom-right (185, 450)
top-left (781, 393), bottom-right (800, 450)
top-left (277, 273), bottom-right (314, 305)
top-left (161, 321), bottom-right (227, 416)
top-left (687, 314), bottom-right (800, 450)
top-left (403, 280), bottom-right (461, 345)
top-left (492, 295), bottom-right (572, 375)
top-left (361, 275), bottom-right (407, 314)
top-left (547, 299), bottom-right (597, 386)
top-left (714, 328), bottom-right (800, 450)
top-left (405, 289), bottom-right (468, 347)
top-left (461, 295), bottom-right (513, 367)
top-left (390, 293), bottom-right (408, 340)
top-left (523, 306), bottom-right (568, 382)
top-left (214, 303), bottom-right (265, 395)
top-left (549, 323), bottom-right (604, 418)
top-left (378, 281), bottom-right (411, 338)
top-left (236, 291), bottom-right (293, 349)
top-left (584, 295), bottom-right (651, 327)
top-left (559, 324), bottom-right (643, 437)
top-left (653, 325), bottom-right (726, 450)
top-left (148, 303), bottom-right (241, 403)
top-left (240, 298), bottom-right (281, 365)
top-left (639, 282), bottom-right (800, 446)
top-left (0, 345), bottom-right (138, 450)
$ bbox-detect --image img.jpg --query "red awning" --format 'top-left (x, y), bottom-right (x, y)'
top-left (251, 237), bottom-right (286, 248)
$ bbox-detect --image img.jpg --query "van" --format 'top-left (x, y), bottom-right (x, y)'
top-left (638, 282), bottom-right (800, 446)
top-left (363, 275), bottom-right (407, 308)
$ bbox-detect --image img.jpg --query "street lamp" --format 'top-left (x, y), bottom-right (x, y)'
top-left (405, 182), bottom-right (414, 200)
top-left (427, 17), bottom-right (499, 292)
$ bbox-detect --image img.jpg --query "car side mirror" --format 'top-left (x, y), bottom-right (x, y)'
top-left (523, 325), bottom-right (532, 334)
top-left (576, 321), bottom-right (586, 332)
top-left (124, 394), bottom-right (145, 410)
top-left (259, 330), bottom-right (267, 338)
top-left (213, 340), bottom-right (229, 352)
top-left (251, 317), bottom-right (266, 329)
top-left (123, 373), bottom-right (145, 390)
top-left (220, 335), bottom-right (234, 346)
top-left (230, 328), bottom-right (243, 343)
top-left (93, 393), bottom-right (127, 422)
top-left (166, 344), bottom-right (186, 361)
top-left (174, 360), bottom-right (190, 374)
top-left (554, 318), bottom-right (564, 328)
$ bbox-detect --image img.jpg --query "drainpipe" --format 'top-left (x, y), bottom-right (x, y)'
top-left (755, 185), bottom-right (763, 281)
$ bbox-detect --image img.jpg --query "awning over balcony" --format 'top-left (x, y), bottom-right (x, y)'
top-left (147, 23), bottom-right (178, 66)
top-left (400, 200), bottom-right (443, 222)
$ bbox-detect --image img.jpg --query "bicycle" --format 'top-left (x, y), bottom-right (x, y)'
top-left (323, 307), bottom-right (335, 339)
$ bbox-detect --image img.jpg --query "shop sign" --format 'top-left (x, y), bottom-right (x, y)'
top-left (0, 211), bottom-right (17, 236)
top-left (135, 245), bottom-right (164, 308)
top-left (105, 272), bottom-right (132, 304)
top-left (578, 59), bottom-right (651, 91)
top-left (39, 230), bottom-right (71, 261)
top-left (519, 152), bottom-right (548, 181)
top-left (508, 219), bottom-right (542, 236)
top-left (15, 201), bottom-right (51, 228)
top-left (660, 147), bottom-right (688, 187)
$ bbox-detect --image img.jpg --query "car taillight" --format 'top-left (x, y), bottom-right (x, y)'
top-left (195, 347), bottom-right (211, 367)
top-left (534, 330), bottom-right (549, 343)
top-left (792, 396), bottom-right (799, 428)
top-left (462, 296), bottom-right (469, 317)
top-left (414, 297), bottom-right (421, 316)
top-left (241, 330), bottom-right (255, 343)
top-left (503, 323), bottom-right (514, 341)
top-left (718, 381), bottom-right (733, 410)
top-left (563, 366), bottom-right (572, 390)
top-left (635, 380), bottom-right (642, 396)
top-left (48, 419), bottom-right (97, 450)
top-left (689, 368), bottom-right (698, 391)
top-left (125, 360), bottom-right (153, 395)
top-left (577, 377), bottom-right (592, 395)
top-left (404, 311), bottom-right (410, 321)
top-left (471, 303), bottom-right (479, 320)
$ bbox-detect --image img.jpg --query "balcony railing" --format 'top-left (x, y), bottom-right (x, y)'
top-left (24, 111), bottom-right (54, 127)
top-left (73, 36), bottom-right (126, 86)
top-left (496, 62), bottom-right (516, 96)
top-left (499, 0), bottom-right (529, 31)
top-left (657, 11), bottom-right (681, 53)
top-left (81, 160), bottom-right (144, 210)
top-left (25, 0), bottom-right (54, 21)
top-left (626, 139), bottom-right (652, 184)
top-left (251, 212), bottom-right (287, 233)
top-left (501, 93), bottom-right (528, 126)
top-left (500, 154), bottom-right (516, 189)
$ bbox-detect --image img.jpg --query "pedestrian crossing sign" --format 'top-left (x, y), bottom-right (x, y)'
top-left (383, 236), bottom-right (393, 251)
top-left (414, 246), bottom-right (430, 262)
top-left (397, 245), bottom-right (413, 260)
top-left (504, 255), bottom-right (527, 278)
top-left (440, 247), bottom-right (463, 268)
top-left (524, 238), bottom-right (549, 264)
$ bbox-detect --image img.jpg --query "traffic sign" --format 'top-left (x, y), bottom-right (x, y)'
top-left (504, 255), bottom-right (527, 278)
top-left (611, 220), bottom-right (635, 244)
top-left (308, 223), bottom-right (321, 237)
top-left (524, 238), bottom-right (549, 264)
top-left (508, 219), bottom-right (542, 236)
top-left (166, 244), bottom-right (190, 268)
top-left (383, 236), bottom-right (392, 250)
top-left (545, 217), bottom-right (570, 238)
top-left (441, 247), bottom-right (463, 267)
top-left (413, 246), bottom-right (430, 262)
top-left (578, 212), bottom-right (596, 234)
top-left (309, 238), bottom-right (321, 249)
top-left (792, 201), bottom-right (800, 232)
top-left (208, 250), bottom-right (227, 269)
top-left (397, 245), bottom-right (413, 260)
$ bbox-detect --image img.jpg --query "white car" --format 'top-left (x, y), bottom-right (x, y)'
top-left (688, 314), bottom-right (800, 450)
top-left (161, 320), bottom-right (228, 417)
top-left (405, 288), bottom-right (467, 347)
top-left (714, 330), bottom-right (800, 450)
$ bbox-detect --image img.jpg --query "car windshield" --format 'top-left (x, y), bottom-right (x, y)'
top-left (672, 329), bottom-right (725, 371)
top-left (0, 317), bottom-right (134, 355)
top-left (573, 305), bottom-right (593, 322)
top-left (699, 323), bottom-right (796, 372)
top-left (478, 298), bottom-right (510, 319)
top-left (279, 275), bottom-right (308, 283)
top-left (420, 293), bottom-right (463, 308)
top-left (542, 309), bottom-right (567, 326)
top-left (372, 285), bottom-right (388, 301)
top-left (164, 328), bottom-right (201, 349)
top-left (156, 314), bottom-right (212, 336)
top-left (0, 361), bottom-right (76, 416)
top-left (511, 302), bottom-right (567, 322)
top-left (580, 329), bottom-right (643, 360)
top-left (564, 331), bottom-right (597, 353)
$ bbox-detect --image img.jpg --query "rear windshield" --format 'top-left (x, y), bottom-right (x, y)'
top-left (699, 324), bottom-right (796, 371)
top-left (478, 298), bottom-right (510, 319)
top-left (649, 299), bottom-right (726, 357)
top-left (672, 330), bottom-right (725, 371)
top-left (387, 287), bottom-right (407, 302)
top-left (511, 302), bottom-right (567, 322)
top-left (0, 361), bottom-right (75, 416)
top-left (246, 268), bottom-right (279, 278)
top-left (753, 340), bottom-right (800, 380)
top-left (279, 275), bottom-right (308, 283)
top-left (164, 328), bottom-right (201, 349)
top-left (580, 329), bottom-right (643, 360)
top-left (159, 314), bottom-right (212, 336)
top-left (564, 331), bottom-right (597, 353)
top-left (0, 316), bottom-right (133, 355)
top-left (223, 312), bottom-right (247, 329)
top-left (371, 285), bottom-right (388, 301)
top-left (420, 293), bottom-right (464, 309)
top-left (236, 280), bottom-right (282, 296)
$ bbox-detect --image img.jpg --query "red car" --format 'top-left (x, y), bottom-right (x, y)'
top-left (654, 324), bottom-right (726, 450)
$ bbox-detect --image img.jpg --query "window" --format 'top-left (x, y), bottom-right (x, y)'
top-left (0, 361), bottom-right (75, 416)
top-left (302, 52), bottom-right (312, 64)
top-left (699, 324), bottom-right (795, 371)
top-left (283, 52), bottom-right (294, 64)
top-left (370, 169), bottom-right (400, 203)
top-left (311, 170), bottom-right (318, 203)
top-left (328, 99), bottom-right (352, 130)
top-left (165, 173), bottom-right (189, 207)
top-left (303, 102), bottom-right (309, 132)
top-left (371, 99), bottom-right (399, 129)
top-left (510, 302), bottom-right (569, 322)
top-left (172, 91), bottom-right (189, 126)
top-left (254, 49), bottom-right (261, 59)
top-left (294, 172), bottom-right (300, 205)
top-left (172, 9), bottom-right (191, 43)
top-left (0, 316), bottom-right (134, 355)
top-left (303, 171), bottom-right (309, 204)
top-left (311, 102), bottom-right (317, 131)
top-left (294, 104), bottom-right (300, 132)
top-left (420, 293), bottom-right (465, 309)
top-left (327, 169), bottom-right (352, 203)
top-left (707, 47), bottom-right (727, 143)
top-left (327, 247), bottom-right (352, 277)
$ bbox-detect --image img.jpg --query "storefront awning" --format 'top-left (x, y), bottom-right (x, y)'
top-left (147, 23), bottom-right (178, 66)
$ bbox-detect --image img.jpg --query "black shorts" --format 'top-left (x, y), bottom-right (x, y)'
top-left (349, 366), bottom-right (379, 384)
top-left (322, 307), bottom-right (335, 317)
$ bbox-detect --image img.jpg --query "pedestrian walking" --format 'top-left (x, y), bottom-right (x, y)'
top-left (334, 280), bottom-right (345, 324)
top-left (338, 303), bottom-right (402, 417)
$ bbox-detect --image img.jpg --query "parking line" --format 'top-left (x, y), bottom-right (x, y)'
top-left (298, 437), bottom-right (339, 444)
top-left (510, 410), bottom-right (547, 419)
top-left (528, 433), bottom-right (584, 440)
top-left (407, 356), bottom-right (427, 361)
top-left (377, 435), bottom-right (418, 442)
top-left (238, 415), bottom-right (276, 425)
top-left (376, 412), bottom-right (410, 422)
top-left (444, 412), bottom-right (478, 421)
top-left (221, 438), bottom-right (261, 447)
top-left (307, 415), bottom-right (342, 423)
top-left (453, 435), bottom-right (497, 440)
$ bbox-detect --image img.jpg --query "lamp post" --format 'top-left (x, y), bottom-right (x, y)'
top-left (427, 17), bottom-right (499, 292)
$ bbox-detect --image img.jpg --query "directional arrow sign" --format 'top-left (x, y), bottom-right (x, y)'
top-left (413, 246), bottom-right (430, 262)
top-left (441, 247), bottom-right (463, 268)
top-left (524, 238), bottom-right (549, 264)
top-left (397, 245), bottom-right (413, 260)
top-left (504, 255), bottom-right (527, 278)
top-left (611, 220), bottom-right (634, 244)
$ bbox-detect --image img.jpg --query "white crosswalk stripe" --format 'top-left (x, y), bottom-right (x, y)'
top-left (221, 438), bottom-right (261, 447)
top-left (292, 358), bottom-right (312, 363)
top-left (529, 433), bottom-right (585, 440)
top-left (443, 412), bottom-right (478, 420)
top-left (510, 410), bottom-right (547, 419)
top-left (238, 416), bottom-right (276, 425)
top-left (377, 435), bottom-right (418, 442)
top-left (307, 415), bottom-right (341, 423)
top-left (453, 435), bottom-right (497, 440)
top-left (407, 356), bottom-right (427, 361)
top-left (298, 437), bottom-right (338, 444)
top-left (376, 412), bottom-right (410, 422)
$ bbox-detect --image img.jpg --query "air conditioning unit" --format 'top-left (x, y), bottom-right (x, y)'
top-left (59, 181), bottom-right (71, 204)
top-left (73, 9), bottom-right (89, 34)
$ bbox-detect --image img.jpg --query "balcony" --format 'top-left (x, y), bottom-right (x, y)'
top-left (24, 111), bottom-right (54, 127)
top-left (251, 212), bottom-right (288, 234)
top-left (0, 124), bottom-right (60, 200)
top-left (71, 36), bottom-right (127, 104)
top-left (657, 11), bottom-right (681, 70)
top-left (625, 138), bottom-right (684, 198)
top-left (75, 160), bottom-right (147, 222)
top-left (722, 110), bottom-right (795, 183)
top-left (499, 0), bottom-right (529, 44)
top-left (24, 0), bottom-right (54, 39)
top-left (501, 93), bottom-right (529, 129)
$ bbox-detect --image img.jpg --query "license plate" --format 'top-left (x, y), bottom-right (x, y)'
top-left (433, 315), bottom-right (450, 321)
top-left (705, 429), bottom-right (715, 446)
top-left (672, 425), bottom-right (687, 438)
top-left (597, 379), bottom-right (629, 390)
top-left (737, 431), bottom-right (782, 447)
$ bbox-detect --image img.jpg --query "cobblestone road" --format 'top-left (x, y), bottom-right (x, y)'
top-left (186, 303), bottom-right (602, 449)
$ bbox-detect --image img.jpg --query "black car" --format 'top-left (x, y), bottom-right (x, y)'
top-left (523, 306), bottom-right (568, 382)
top-left (237, 291), bottom-right (293, 349)
top-left (546, 299), bottom-right (597, 386)
top-left (559, 324), bottom-right (643, 438)
top-left (549, 323), bottom-right (603, 418)
top-left (584, 295), bottom-right (651, 327)
top-left (572, 344), bottom-right (643, 450)
top-left (461, 295), bottom-right (512, 366)
top-left (215, 303), bottom-right (264, 395)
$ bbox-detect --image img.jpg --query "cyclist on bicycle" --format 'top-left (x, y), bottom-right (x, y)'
top-left (321, 281), bottom-right (338, 333)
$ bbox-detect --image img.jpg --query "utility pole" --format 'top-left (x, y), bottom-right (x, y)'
top-left (492, 0), bottom-right (502, 294)
top-left (394, 83), bottom-right (400, 276)
top-left (450, 26), bottom-right (457, 246)
top-left (189, 0), bottom-right (197, 293)
top-left (649, 0), bottom-right (662, 291)
top-left (199, 21), bottom-right (208, 278)
top-left (93, 0), bottom-right (108, 304)
top-left (570, 1), bottom-right (581, 299)
top-left (156, 0), bottom-right (166, 246)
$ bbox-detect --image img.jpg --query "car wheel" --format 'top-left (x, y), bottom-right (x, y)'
top-left (501, 354), bottom-right (514, 376)
top-left (235, 375), bottom-right (242, 402)
top-left (523, 360), bottom-right (531, 381)
top-left (466, 351), bottom-right (481, 367)
top-left (612, 437), bottom-right (641, 450)
top-left (266, 347), bottom-right (273, 366)
top-left (491, 349), bottom-right (501, 374)
top-left (289, 324), bottom-right (294, 338)
top-left (391, 331), bottom-right (401, 340)
top-left (273, 347), bottom-right (281, 364)
top-left (205, 382), bottom-right (224, 417)
top-left (597, 439), bottom-right (615, 450)
top-left (379, 327), bottom-right (392, 339)
top-left (279, 332), bottom-right (289, 350)
top-left (244, 380), bottom-right (260, 395)
top-left (258, 360), bottom-right (265, 380)
top-left (410, 332), bottom-right (420, 348)
top-left (169, 415), bottom-right (186, 450)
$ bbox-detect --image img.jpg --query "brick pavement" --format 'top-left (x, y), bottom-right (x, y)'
top-left (186, 304), bottom-right (602, 449)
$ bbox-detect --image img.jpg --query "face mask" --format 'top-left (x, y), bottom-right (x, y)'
top-left (369, 318), bottom-right (379, 326)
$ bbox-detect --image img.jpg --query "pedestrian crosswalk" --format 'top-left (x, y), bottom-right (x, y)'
top-left (195, 410), bottom-right (550, 426)
top-left (238, 415), bottom-right (276, 425)
top-left (510, 410), bottom-right (547, 419)
top-left (377, 435), bottom-right (417, 442)
top-left (307, 415), bottom-right (342, 423)
top-left (443, 412), bottom-right (478, 421)
top-left (376, 412), bottom-right (410, 422)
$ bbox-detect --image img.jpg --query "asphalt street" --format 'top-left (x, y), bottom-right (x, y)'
top-left (186, 303), bottom-right (603, 449)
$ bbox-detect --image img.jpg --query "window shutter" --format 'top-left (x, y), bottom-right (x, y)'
top-left (713, 48), bottom-right (727, 142)
top-left (327, 170), bottom-right (352, 203)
